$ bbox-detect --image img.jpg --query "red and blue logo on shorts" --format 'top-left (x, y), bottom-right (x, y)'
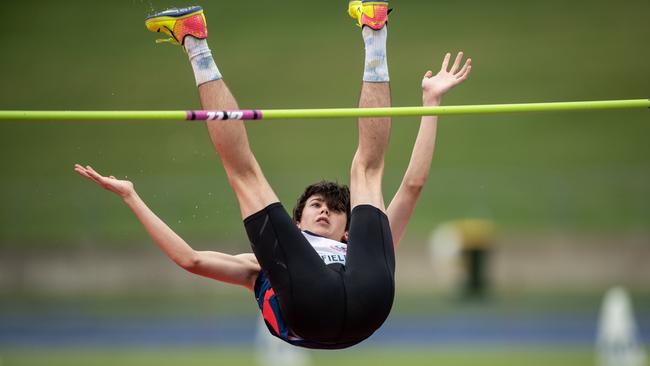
top-left (254, 271), bottom-right (303, 344)
top-left (331, 244), bottom-right (347, 253)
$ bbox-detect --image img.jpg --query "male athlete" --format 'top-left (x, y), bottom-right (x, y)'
top-left (75, 1), bottom-right (471, 349)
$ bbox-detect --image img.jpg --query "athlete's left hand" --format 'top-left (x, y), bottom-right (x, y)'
top-left (74, 164), bottom-right (135, 199)
top-left (422, 51), bottom-right (472, 106)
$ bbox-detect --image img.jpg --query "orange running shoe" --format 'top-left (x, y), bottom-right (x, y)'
top-left (348, 0), bottom-right (389, 30)
top-left (145, 6), bottom-right (207, 45)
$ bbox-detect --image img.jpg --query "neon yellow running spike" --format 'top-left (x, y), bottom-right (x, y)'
top-left (348, 1), bottom-right (363, 22)
top-left (145, 6), bottom-right (207, 45)
top-left (348, 1), bottom-right (389, 30)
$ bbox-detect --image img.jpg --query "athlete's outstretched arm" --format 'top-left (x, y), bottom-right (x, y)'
top-left (387, 52), bottom-right (471, 248)
top-left (74, 164), bottom-right (261, 290)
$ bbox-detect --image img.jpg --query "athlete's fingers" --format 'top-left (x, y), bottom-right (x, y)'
top-left (449, 51), bottom-right (464, 74)
top-left (75, 166), bottom-right (102, 186)
top-left (85, 166), bottom-right (107, 183)
top-left (440, 53), bottom-right (451, 72)
top-left (456, 58), bottom-right (472, 79)
top-left (84, 165), bottom-right (99, 177)
top-left (423, 70), bottom-right (433, 78)
top-left (74, 164), bottom-right (93, 179)
top-left (85, 165), bottom-right (102, 177)
top-left (74, 163), bottom-right (89, 172)
top-left (74, 165), bottom-right (93, 180)
top-left (456, 58), bottom-right (471, 77)
top-left (457, 65), bottom-right (472, 83)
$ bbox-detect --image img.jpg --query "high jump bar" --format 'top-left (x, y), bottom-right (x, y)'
top-left (0, 99), bottom-right (648, 121)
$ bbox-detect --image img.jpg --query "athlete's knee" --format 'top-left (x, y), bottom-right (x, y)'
top-left (227, 169), bottom-right (278, 217)
top-left (351, 150), bottom-right (385, 175)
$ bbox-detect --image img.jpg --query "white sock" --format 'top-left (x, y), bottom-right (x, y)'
top-left (184, 36), bottom-right (222, 86)
top-left (362, 26), bottom-right (389, 82)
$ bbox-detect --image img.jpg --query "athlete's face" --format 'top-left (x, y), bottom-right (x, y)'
top-left (297, 195), bottom-right (348, 242)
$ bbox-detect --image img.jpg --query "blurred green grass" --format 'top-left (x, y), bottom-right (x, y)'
top-left (0, 0), bottom-right (649, 248)
top-left (0, 347), bottom-right (595, 366)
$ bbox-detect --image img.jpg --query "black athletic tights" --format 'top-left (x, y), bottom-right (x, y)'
top-left (244, 202), bottom-right (395, 345)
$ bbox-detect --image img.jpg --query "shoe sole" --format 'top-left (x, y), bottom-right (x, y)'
top-left (145, 6), bottom-right (203, 21)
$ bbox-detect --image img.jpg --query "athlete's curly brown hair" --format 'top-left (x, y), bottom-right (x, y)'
top-left (292, 181), bottom-right (351, 229)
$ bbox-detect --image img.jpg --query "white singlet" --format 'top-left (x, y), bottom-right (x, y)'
top-left (302, 231), bottom-right (347, 266)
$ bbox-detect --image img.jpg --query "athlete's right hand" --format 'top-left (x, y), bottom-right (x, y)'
top-left (74, 164), bottom-right (135, 199)
top-left (421, 51), bottom-right (472, 106)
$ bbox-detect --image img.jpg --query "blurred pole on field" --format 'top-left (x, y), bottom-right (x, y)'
top-left (255, 315), bottom-right (311, 366)
top-left (597, 287), bottom-right (647, 366)
top-left (429, 219), bottom-right (495, 300)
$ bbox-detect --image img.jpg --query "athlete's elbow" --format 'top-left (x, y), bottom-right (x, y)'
top-left (403, 177), bottom-right (426, 194)
top-left (176, 252), bottom-right (202, 271)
